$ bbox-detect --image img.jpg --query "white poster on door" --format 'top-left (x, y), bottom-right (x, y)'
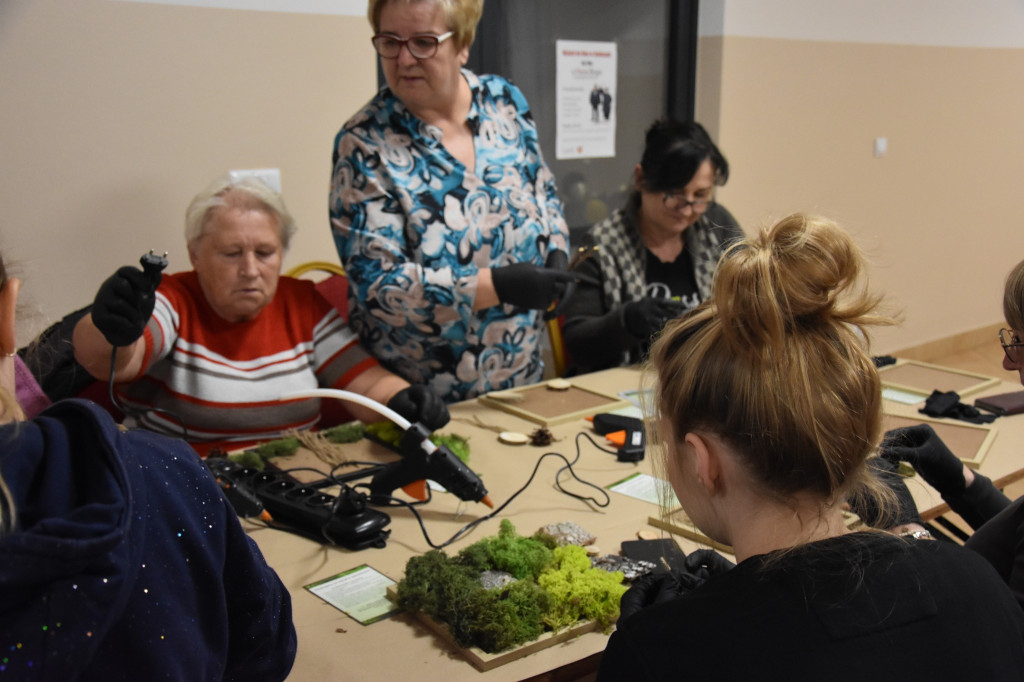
top-left (555, 40), bottom-right (617, 160)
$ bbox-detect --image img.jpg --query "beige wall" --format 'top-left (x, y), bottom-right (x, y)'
top-left (5, 0), bottom-right (1023, 359)
top-left (0, 0), bottom-right (375, 344)
top-left (697, 4), bottom-right (1024, 354)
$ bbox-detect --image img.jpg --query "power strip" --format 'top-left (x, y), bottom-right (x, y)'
top-left (206, 457), bottom-right (391, 550)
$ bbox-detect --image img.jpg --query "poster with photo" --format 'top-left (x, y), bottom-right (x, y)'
top-left (555, 39), bottom-right (617, 160)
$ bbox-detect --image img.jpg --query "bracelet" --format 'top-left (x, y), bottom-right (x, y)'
top-left (898, 528), bottom-right (934, 541)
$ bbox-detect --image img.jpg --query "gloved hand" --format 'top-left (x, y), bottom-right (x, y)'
top-left (386, 384), bottom-right (450, 431)
top-left (618, 549), bottom-right (734, 621)
top-left (881, 424), bottom-right (966, 497)
top-left (491, 260), bottom-right (578, 311)
top-left (682, 549), bottom-right (735, 582)
top-left (851, 456), bottom-right (923, 529)
top-left (91, 265), bottom-right (162, 347)
top-left (491, 249), bottom-right (578, 311)
top-left (622, 298), bottom-right (687, 340)
top-left (618, 568), bottom-right (703, 621)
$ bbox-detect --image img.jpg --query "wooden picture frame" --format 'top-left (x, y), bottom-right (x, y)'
top-left (882, 412), bottom-right (996, 470)
top-left (648, 509), bottom-right (863, 555)
top-left (477, 381), bottom-right (630, 426)
top-left (386, 587), bottom-right (601, 672)
top-left (879, 360), bottom-right (1000, 402)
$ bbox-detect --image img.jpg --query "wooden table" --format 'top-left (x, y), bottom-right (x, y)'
top-left (883, 376), bottom-right (1024, 522)
top-left (247, 365), bottom-right (1024, 680)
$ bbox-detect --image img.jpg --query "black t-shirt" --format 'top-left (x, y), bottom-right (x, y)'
top-left (644, 247), bottom-right (700, 312)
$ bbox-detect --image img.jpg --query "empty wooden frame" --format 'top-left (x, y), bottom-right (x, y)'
top-left (477, 382), bottom-right (630, 426)
top-left (881, 412), bottom-right (996, 470)
top-left (879, 360), bottom-right (1000, 402)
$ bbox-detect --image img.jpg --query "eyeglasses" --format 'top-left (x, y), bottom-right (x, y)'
top-left (371, 31), bottom-right (454, 59)
top-left (662, 192), bottom-right (714, 213)
top-left (1000, 328), bottom-right (1024, 363)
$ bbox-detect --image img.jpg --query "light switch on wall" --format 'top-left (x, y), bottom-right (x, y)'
top-left (873, 137), bottom-right (887, 157)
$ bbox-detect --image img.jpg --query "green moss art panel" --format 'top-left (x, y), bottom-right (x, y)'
top-left (394, 519), bottom-right (626, 664)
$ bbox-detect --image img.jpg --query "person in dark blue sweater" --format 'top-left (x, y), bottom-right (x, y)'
top-left (0, 252), bottom-right (296, 681)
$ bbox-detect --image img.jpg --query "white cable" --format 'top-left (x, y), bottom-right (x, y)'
top-left (280, 388), bottom-right (438, 454)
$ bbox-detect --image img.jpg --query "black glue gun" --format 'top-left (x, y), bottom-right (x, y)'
top-left (369, 423), bottom-right (494, 508)
top-left (591, 413), bottom-right (646, 462)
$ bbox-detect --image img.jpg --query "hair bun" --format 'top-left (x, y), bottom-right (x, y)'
top-left (714, 214), bottom-right (881, 352)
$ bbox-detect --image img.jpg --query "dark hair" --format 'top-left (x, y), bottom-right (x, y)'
top-left (639, 119), bottom-right (729, 193)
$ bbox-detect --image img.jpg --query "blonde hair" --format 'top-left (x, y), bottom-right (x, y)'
top-left (648, 214), bottom-right (895, 511)
top-left (367, 0), bottom-right (484, 50)
top-left (184, 175), bottom-right (297, 251)
top-left (1004, 258), bottom-right (1024, 333)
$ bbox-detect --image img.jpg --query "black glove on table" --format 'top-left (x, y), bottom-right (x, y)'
top-left (920, 390), bottom-right (997, 424)
top-left (386, 385), bottom-right (449, 431)
top-left (623, 298), bottom-right (687, 340)
top-left (91, 265), bottom-right (162, 347)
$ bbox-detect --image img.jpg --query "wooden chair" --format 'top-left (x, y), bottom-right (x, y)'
top-left (547, 315), bottom-right (569, 377)
top-left (285, 261), bottom-right (349, 322)
top-left (285, 261), bottom-right (354, 426)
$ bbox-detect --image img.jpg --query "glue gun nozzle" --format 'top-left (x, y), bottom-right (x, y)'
top-left (481, 495), bottom-right (494, 509)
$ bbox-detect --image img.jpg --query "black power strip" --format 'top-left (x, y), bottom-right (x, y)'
top-left (206, 458), bottom-right (391, 550)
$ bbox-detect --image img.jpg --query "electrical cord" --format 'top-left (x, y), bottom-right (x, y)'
top-left (105, 345), bottom-right (190, 440)
top-left (240, 432), bottom-right (618, 550)
top-left (350, 432), bottom-right (612, 550)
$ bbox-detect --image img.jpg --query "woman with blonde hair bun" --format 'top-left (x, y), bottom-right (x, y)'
top-left (597, 214), bottom-right (1024, 681)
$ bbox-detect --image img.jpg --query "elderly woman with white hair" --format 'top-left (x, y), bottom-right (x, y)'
top-left (73, 174), bottom-right (447, 455)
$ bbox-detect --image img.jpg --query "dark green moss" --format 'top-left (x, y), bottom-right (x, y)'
top-left (396, 520), bottom-right (624, 653)
top-left (456, 519), bottom-right (553, 580)
top-left (367, 420), bottom-right (471, 463)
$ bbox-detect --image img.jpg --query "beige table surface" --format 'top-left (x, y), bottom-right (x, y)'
top-left (247, 364), bottom-right (1024, 681)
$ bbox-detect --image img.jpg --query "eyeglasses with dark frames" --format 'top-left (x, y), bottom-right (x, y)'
top-left (999, 328), bottom-right (1024, 363)
top-left (662, 191), bottom-right (714, 213)
top-left (371, 31), bottom-right (454, 59)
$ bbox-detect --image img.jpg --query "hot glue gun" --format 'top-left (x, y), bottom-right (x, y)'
top-left (368, 422), bottom-right (493, 508)
top-left (279, 388), bottom-right (493, 509)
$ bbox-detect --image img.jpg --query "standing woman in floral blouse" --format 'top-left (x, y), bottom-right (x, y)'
top-left (330, 0), bottom-right (574, 402)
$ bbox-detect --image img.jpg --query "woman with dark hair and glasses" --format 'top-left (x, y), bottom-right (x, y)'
top-left (559, 119), bottom-right (743, 375)
top-left (881, 256), bottom-right (1024, 609)
top-left (329, 0), bottom-right (576, 402)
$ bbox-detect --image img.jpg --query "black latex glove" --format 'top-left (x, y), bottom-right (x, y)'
top-left (545, 249), bottom-right (568, 272)
top-left (682, 549), bottom-right (735, 582)
top-left (622, 298), bottom-right (687, 340)
top-left (618, 568), bottom-right (703, 621)
top-left (491, 249), bottom-right (578, 311)
top-left (881, 424), bottom-right (966, 497)
top-left (386, 385), bottom-right (450, 431)
top-left (851, 456), bottom-right (923, 529)
top-left (91, 265), bottom-right (161, 347)
top-left (618, 548), bottom-right (734, 621)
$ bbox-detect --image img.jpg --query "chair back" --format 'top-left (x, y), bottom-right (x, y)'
top-left (286, 261), bottom-right (349, 322)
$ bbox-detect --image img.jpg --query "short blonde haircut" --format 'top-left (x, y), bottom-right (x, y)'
top-left (1004, 258), bottom-right (1024, 333)
top-left (184, 175), bottom-right (297, 251)
top-left (367, 0), bottom-right (484, 50)
top-left (648, 214), bottom-right (895, 511)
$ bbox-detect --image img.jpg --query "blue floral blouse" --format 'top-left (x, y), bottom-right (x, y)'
top-left (330, 70), bottom-right (569, 402)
